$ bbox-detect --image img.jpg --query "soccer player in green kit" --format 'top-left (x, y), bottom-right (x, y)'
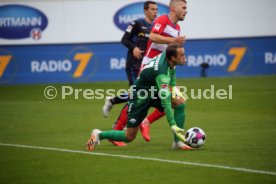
top-left (87, 43), bottom-right (192, 151)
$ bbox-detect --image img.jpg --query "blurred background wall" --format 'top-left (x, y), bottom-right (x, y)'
top-left (0, 0), bottom-right (276, 84)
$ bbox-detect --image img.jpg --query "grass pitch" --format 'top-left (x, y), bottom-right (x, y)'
top-left (0, 75), bottom-right (276, 184)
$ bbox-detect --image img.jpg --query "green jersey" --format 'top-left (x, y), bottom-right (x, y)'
top-left (135, 51), bottom-right (177, 126)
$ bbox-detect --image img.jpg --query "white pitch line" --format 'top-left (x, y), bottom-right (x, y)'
top-left (0, 142), bottom-right (276, 176)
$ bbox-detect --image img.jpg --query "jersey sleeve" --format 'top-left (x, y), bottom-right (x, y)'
top-left (170, 68), bottom-right (176, 87)
top-left (151, 15), bottom-right (167, 35)
top-left (121, 21), bottom-right (139, 50)
top-left (156, 74), bottom-right (176, 127)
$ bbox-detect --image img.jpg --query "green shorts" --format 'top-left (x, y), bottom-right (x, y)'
top-left (127, 91), bottom-right (164, 128)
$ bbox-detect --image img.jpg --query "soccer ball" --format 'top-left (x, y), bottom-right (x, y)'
top-left (185, 127), bottom-right (206, 148)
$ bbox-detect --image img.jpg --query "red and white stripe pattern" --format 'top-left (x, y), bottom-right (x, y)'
top-left (142, 15), bottom-right (180, 64)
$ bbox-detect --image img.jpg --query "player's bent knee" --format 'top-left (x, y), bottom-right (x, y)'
top-left (126, 134), bottom-right (136, 142)
top-left (125, 128), bottom-right (138, 142)
top-left (172, 97), bottom-right (185, 108)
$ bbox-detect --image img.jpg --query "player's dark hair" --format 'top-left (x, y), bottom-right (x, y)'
top-left (144, 1), bottom-right (157, 10)
top-left (166, 43), bottom-right (183, 60)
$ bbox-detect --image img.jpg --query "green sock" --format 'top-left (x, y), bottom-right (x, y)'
top-left (99, 130), bottom-right (129, 142)
top-left (173, 103), bottom-right (186, 142)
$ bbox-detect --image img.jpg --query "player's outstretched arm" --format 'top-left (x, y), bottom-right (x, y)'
top-left (149, 32), bottom-right (175, 44)
top-left (150, 32), bottom-right (186, 44)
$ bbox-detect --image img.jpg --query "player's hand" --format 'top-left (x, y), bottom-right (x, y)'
top-left (133, 47), bottom-right (144, 59)
top-left (175, 36), bottom-right (186, 44)
top-left (172, 86), bottom-right (186, 101)
top-left (171, 125), bottom-right (186, 142)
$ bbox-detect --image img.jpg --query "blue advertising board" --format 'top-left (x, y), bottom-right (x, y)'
top-left (113, 2), bottom-right (169, 31)
top-left (0, 4), bottom-right (48, 40)
top-left (0, 36), bottom-right (276, 85)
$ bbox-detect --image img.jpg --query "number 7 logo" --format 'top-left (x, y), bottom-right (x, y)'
top-left (227, 47), bottom-right (247, 72)
top-left (73, 52), bottom-right (92, 78)
top-left (0, 55), bottom-right (12, 78)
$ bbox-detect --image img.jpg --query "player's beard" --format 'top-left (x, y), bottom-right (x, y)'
top-left (151, 15), bottom-right (157, 21)
top-left (177, 13), bottom-right (185, 21)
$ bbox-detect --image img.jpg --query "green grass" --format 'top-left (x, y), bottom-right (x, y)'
top-left (0, 75), bottom-right (276, 184)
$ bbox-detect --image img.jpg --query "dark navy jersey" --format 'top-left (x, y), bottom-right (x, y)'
top-left (121, 18), bottom-right (152, 71)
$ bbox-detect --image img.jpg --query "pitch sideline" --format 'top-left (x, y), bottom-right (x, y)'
top-left (0, 142), bottom-right (275, 176)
